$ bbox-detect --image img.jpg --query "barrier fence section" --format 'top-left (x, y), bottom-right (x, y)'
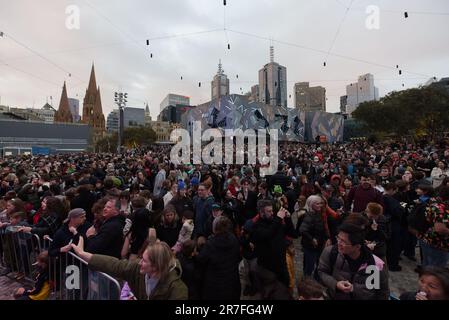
top-left (0, 232), bottom-right (121, 300)
top-left (0, 228), bottom-right (41, 282)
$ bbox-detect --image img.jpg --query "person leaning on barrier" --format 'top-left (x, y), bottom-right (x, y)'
top-left (70, 229), bottom-right (188, 300)
top-left (48, 208), bottom-right (91, 257)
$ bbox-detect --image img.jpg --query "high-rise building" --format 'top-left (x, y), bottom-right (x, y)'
top-left (81, 64), bottom-right (105, 144)
top-left (294, 82), bottom-right (326, 111)
top-left (258, 46), bottom-right (287, 107)
top-left (211, 60), bottom-right (230, 101)
top-left (144, 103), bottom-right (152, 126)
top-left (340, 95), bottom-right (348, 114)
top-left (160, 94), bottom-right (190, 113)
top-left (249, 84), bottom-right (260, 102)
top-left (106, 109), bottom-right (119, 132)
top-left (345, 73), bottom-right (379, 115)
top-left (68, 98), bottom-right (81, 122)
top-left (54, 82), bottom-right (73, 123)
top-left (124, 107), bottom-right (145, 128)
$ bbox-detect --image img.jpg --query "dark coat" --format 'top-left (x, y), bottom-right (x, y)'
top-left (299, 212), bottom-right (329, 251)
top-left (363, 213), bottom-right (388, 258)
top-left (31, 212), bottom-right (62, 238)
top-left (86, 214), bottom-right (125, 258)
top-left (176, 252), bottom-right (201, 300)
top-left (155, 221), bottom-right (182, 248)
top-left (196, 232), bottom-right (241, 300)
top-left (169, 195), bottom-right (193, 218)
top-left (239, 190), bottom-right (258, 220)
top-left (250, 216), bottom-right (296, 287)
top-left (71, 190), bottom-right (97, 223)
top-left (268, 171), bottom-right (291, 193)
top-left (48, 222), bottom-right (91, 257)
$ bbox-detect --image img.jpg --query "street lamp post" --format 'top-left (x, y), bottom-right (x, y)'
top-left (114, 91), bottom-right (128, 153)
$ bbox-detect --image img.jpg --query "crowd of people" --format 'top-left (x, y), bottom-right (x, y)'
top-left (1, 138), bottom-right (449, 300)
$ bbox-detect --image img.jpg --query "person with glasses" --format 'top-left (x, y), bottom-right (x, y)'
top-left (317, 221), bottom-right (389, 300)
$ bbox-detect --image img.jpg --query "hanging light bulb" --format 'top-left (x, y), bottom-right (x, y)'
top-left (146, 40), bottom-right (149, 46)
top-left (224, 0), bottom-right (226, 5)
top-left (323, 62), bottom-right (326, 67)
top-left (399, 70), bottom-right (402, 75)
top-left (150, 53), bottom-right (153, 58)
top-left (199, 82), bottom-right (201, 87)
top-left (181, 76), bottom-right (183, 80)
top-left (236, 74), bottom-right (238, 79)
top-left (404, 12), bottom-right (408, 18)
top-left (228, 43), bottom-right (231, 50)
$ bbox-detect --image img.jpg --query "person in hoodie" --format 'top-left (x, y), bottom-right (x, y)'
top-left (85, 198), bottom-right (126, 258)
top-left (195, 216), bottom-right (241, 300)
top-left (71, 237), bottom-right (187, 300)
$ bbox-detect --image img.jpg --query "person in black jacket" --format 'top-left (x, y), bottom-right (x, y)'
top-left (155, 205), bottom-right (182, 248)
top-left (237, 179), bottom-right (258, 220)
top-left (300, 195), bottom-right (329, 277)
top-left (48, 208), bottom-right (90, 257)
top-left (383, 182), bottom-right (405, 271)
top-left (268, 164), bottom-right (291, 194)
top-left (85, 198), bottom-right (125, 258)
top-left (71, 180), bottom-right (97, 223)
top-left (196, 216), bottom-right (241, 300)
top-left (176, 239), bottom-right (201, 300)
top-left (362, 202), bottom-right (388, 262)
top-left (250, 199), bottom-right (296, 288)
top-left (168, 181), bottom-right (193, 219)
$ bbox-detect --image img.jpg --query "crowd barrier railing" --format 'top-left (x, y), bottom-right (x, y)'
top-left (44, 237), bottom-right (121, 300)
top-left (0, 229), bottom-right (41, 282)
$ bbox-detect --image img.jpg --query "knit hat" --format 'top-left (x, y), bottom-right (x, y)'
top-left (273, 185), bottom-right (283, 194)
top-left (64, 208), bottom-right (86, 223)
top-left (178, 180), bottom-right (186, 190)
top-left (190, 177), bottom-right (199, 186)
top-left (211, 203), bottom-right (222, 211)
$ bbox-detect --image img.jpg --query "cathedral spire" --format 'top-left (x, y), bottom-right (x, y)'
top-left (54, 81), bottom-right (73, 123)
top-left (87, 63), bottom-right (97, 93)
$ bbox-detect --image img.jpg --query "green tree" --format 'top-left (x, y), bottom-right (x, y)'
top-left (352, 86), bottom-right (449, 141)
top-left (95, 127), bottom-right (157, 152)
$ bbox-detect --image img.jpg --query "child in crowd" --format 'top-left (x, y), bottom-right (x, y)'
top-left (14, 251), bottom-right (50, 300)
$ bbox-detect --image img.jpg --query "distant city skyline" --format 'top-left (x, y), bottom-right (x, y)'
top-left (1, 0), bottom-right (448, 117)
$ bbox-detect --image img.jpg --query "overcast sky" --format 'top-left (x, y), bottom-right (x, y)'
top-left (1, 0), bottom-right (448, 117)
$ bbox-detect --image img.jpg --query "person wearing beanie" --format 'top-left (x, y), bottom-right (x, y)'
top-left (48, 208), bottom-right (91, 257)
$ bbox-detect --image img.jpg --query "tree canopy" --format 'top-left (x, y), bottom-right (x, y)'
top-left (95, 126), bottom-right (157, 153)
top-left (352, 86), bottom-right (449, 141)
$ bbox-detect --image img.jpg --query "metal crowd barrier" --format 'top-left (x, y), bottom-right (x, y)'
top-left (0, 229), bottom-right (41, 282)
top-left (43, 237), bottom-right (122, 300)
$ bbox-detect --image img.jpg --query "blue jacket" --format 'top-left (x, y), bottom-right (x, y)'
top-left (192, 195), bottom-right (215, 238)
